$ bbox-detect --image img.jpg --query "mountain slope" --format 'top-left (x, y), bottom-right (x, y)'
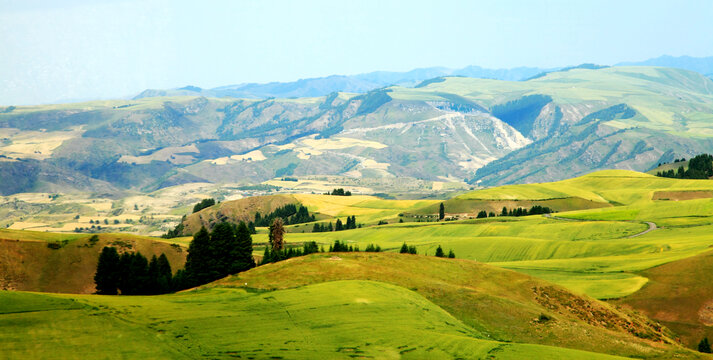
top-left (2, 66), bottom-right (713, 194)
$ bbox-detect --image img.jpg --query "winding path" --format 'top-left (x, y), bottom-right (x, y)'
top-left (543, 214), bottom-right (658, 238)
top-left (628, 221), bottom-right (657, 238)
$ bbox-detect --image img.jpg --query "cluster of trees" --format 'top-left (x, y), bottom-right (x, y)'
top-left (260, 240), bottom-right (321, 264)
top-left (656, 154), bottom-right (713, 179)
top-left (89, 219), bottom-right (119, 225)
top-left (400, 243), bottom-right (418, 254)
top-left (162, 216), bottom-right (185, 239)
top-left (97, 220), bottom-right (257, 295)
top-left (254, 204), bottom-right (315, 227)
top-left (500, 205), bottom-right (552, 217)
top-left (193, 198), bottom-right (216, 213)
top-left (699, 337), bottom-right (711, 353)
top-left (434, 245), bottom-right (456, 258)
top-left (94, 248), bottom-right (174, 295)
top-left (312, 216), bottom-right (358, 232)
top-left (399, 243), bottom-right (455, 258)
top-left (179, 222), bottom-right (256, 288)
top-left (325, 188), bottom-right (352, 196)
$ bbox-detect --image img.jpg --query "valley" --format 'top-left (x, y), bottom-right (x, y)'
top-left (4, 169), bottom-right (713, 357)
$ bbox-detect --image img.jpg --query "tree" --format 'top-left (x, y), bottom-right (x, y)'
top-left (502, 207), bottom-right (508, 216)
top-left (447, 249), bottom-right (455, 258)
top-left (211, 222), bottom-right (237, 275)
top-left (118, 252), bottom-right (149, 295)
top-left (477, 210), bottom-right (487, 218)
top-left (439, 203), bottom-right (445, 220)
top-left (699, 337), bottom-right (711, 353)
top-left (335, 218), bottom-right (343, 231)
top-left (233, 221), bottom-right (256, 273)
top-left (435, 245), bottom-right (445, 257)
top-left (147, 255), bottom-right (160, 294)
top-left (184, 227), bottom-right (216, 288)
top-left (400, 243), bottom-right (409, 254)
top-left (193, 198), bottom-right (216, 213)
top-left (269, 218), bottom-right (285, 251)
top-left (94, 247), bottom-right (120, 295)
top-left (408, 246), bottom-right (417, 255)
top-left (156, 254), bottom-right (172, 294)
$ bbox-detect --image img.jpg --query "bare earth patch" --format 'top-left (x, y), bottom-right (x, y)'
top-left (652, 191), bottom-right (713, 201)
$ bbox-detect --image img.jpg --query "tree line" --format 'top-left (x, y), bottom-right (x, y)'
top-left (325, 188), bottom-right (351, 196)
top-left (312, 216), bottom-right (358, 232)
top-left (97, 221), bottom-right (255, 295)
top-left (400, 242), bottom-right (455, 258)
top-left (94, 249), bottom-right (174, 295)
top-left (254, 204), bottom-right (315, 227)
top-left (656, 154), bottom-right (713, 179)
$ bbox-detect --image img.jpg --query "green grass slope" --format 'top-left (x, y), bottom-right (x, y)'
top-left (616, 249), bottom-right (713, 350)
top-left (2, 253), bottom-right (700, 359)
top-left (216, 253), bottom-right (686, 358)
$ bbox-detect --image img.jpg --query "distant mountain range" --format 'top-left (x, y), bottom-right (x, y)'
top-left (135, 55), bottom-right (713, 100)
top-left (2, 65), bottom-right (713, 195)
top-left (134, 65), bottom-right (550, 100)
top-left (618, 55), bottom-right (713, 78)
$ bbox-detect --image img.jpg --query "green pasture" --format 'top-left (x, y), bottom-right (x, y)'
top-left (0, 281), bottom-right (629, 360)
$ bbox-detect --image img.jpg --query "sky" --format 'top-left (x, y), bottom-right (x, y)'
top-left (1, 0), bottom-right (712, 105)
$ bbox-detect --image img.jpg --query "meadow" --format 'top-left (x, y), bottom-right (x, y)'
top-left (4, 169), bottom-right (713, 357)
top-left (1, 254), bottom-right (696, 359)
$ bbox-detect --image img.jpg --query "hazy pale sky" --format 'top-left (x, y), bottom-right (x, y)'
top-left (1, 0), bottom-right (712, 105)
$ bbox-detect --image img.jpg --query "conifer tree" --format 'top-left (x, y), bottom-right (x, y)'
top-left (435, 245), bottom-right (445, 257)
top-left (233, 221), bottom-right (256, 273)
top-left (335, 218), bottom-right (343, 231)
top-left (184, 227), bottom-right (216, 287)
top-left (699, 337), bottom-right (711, 353)
top-left (448, 249), bottom-right (455, 258)
top-left (156, 253), bottom-right (172, 293)
top-left (94, 246), bottom-right (120, 295)
top-left (400, 242), bottom-right (409, 254)
top-left (439, 203), bottom-right (445, 220)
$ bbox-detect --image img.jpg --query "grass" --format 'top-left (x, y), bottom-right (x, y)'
top-left (2, 253), bottom-right (693, 359)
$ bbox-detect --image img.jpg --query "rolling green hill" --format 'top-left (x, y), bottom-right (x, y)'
top-left (5, 170), bottom-right (713, 356)
top-left (1, 253), bottom-right (700, 359)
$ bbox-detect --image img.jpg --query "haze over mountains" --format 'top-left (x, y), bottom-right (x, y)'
top-left (134, 55), bottom-right (713, 101)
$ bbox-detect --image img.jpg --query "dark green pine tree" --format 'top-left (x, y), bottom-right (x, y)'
top-left (233, 221), bottom-right (256, 273)
top-left (448, 249), bottom-right (455, 258)
top-left (699, 337), bottom-right (711, 353)
top-left (120, 252), bottom-right (149, 295)
top-left (211, 222), bottom-right (237, 276)
top-left (94, 246), bottom-right (120, 295)
top-left (335, 218), bottom-right (343, 231)
top-left (147, 255), bottom-right (160, 294)
top-left (400, 242), bottom-right (409, 254)
top-left (260, 246), bottom-right (272, 265)
top-left (312, 223), bottom-right (321, 233)
top-left (439, 203), bottom-right (445, 220)
top-left (184, 226), bottom-right (218, 288)
top-left (156, 253), bottom-right (172, 294)
top-left (502, 207), bottom-right (508, 216)
top-left (435, 245), bottom-right (445, 257)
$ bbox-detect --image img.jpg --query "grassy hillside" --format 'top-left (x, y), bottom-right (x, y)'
top-left (0, 230), bottom-right (186, 293)
top-left (2, 253), bottom-right (700, 359)
top-left (616, 249), bottom-right (713, 349)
